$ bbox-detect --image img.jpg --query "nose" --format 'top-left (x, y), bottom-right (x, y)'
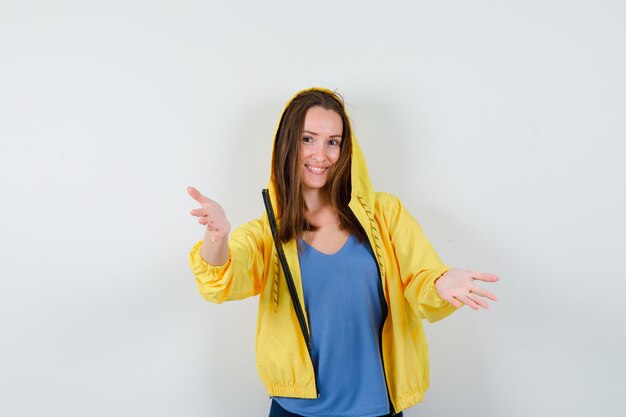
top-left (310, 142), bottom-right (325, 161)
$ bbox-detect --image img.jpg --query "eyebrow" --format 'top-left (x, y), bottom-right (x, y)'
top-left (303, 130), bottom-right (342, 139)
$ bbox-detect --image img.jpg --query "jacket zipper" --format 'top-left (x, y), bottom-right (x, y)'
top-left (357, 199), bottom-right (396, 415)
top-left (375, 260), bottom-right (396, 416)
top-left (262, 190), bottom-right (320, 397)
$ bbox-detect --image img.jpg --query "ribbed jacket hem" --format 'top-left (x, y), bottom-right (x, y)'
top-left (267, 385), bottom-right (318, 399)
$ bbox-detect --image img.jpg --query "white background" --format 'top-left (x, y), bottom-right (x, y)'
top-left (1, 0), bottom-right (625, 416)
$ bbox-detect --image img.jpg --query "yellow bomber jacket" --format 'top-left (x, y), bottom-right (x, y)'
top-left (189, 88), bottom-right (457, 413)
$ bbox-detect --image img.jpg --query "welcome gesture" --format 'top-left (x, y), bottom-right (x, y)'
top-left (186, 89), bottom-right (502, 414)
top-left (187, 186), bottom-right (231, 243)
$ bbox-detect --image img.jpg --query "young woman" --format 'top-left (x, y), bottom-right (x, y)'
top-left (188, 88), bottom-right (499, 417)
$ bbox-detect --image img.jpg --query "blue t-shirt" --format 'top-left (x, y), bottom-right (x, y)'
top-left (274, 235), bottom-right (389, 417)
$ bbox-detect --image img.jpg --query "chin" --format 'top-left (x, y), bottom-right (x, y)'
top-left (303, 183), bottom-right (326, 191)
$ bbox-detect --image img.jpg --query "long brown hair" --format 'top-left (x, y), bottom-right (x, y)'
top-left (272, 88), bottom-right (367, 243)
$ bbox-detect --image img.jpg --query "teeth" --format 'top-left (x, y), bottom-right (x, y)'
top-left (306, 165), bottom-right (326, 174)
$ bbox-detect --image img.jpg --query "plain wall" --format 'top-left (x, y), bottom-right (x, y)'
top-left (1, 0), bottom-right (625, 416)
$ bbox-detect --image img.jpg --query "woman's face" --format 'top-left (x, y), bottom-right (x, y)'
top-left (299, 106), bottom-right (344, 193)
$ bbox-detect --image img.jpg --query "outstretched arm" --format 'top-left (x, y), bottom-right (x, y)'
top-left (187, 186), bottom-right (266, 303)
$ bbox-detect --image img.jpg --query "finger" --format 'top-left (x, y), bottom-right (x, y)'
top-left (468, 286), bottom-right (498, 301)
top-left (187, 186), bottom-right (212, 205)
top-left (470, 272), bottom-right (500, 282)
top-left (448, 296), bottom-right (464, 309)
top-left (190, 208), bottom-right (208, 217)
top-left (467, 293), bottom-right (489, 309)
top-left (458, 294), bottom-right (480, 310)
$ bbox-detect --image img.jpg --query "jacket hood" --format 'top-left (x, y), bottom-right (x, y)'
top-left (266, 87), bottom-right (376, 217)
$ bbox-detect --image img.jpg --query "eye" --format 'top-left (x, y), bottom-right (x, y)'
top-left (328, 139), bottom-right (340, 147)
top-left (302, 136), bottom-right (313, 143)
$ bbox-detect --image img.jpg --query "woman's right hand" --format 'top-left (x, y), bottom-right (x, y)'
top-left (187, 186), bottom-right (231, 242)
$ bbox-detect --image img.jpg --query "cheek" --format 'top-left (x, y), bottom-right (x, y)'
top-left (328, 148), bottom-right (341, 163)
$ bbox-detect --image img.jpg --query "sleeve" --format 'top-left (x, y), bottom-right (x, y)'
top-left (188, 217), bottom-right (267, 303)
top-left (382, 193), bottom-right (457, 323)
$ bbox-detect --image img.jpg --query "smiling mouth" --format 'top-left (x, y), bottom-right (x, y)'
top-left (305, 164), bottom-right (328, 174)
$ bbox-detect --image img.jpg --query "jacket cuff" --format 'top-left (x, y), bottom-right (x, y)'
top-left (431, 268), bottom-right (449, 304)
top-left (189, 240), bottom-right (231, 277)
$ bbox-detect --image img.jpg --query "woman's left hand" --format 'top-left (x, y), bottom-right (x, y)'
top-left (435, 268), bottom-right (499, 310)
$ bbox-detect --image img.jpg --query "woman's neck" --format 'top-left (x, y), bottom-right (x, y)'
top-left (301, 189), bottom-right (348, 251)
top-left (302, 188), bottom-right (328, 213)
top-left (303, 189), bottom-right (340, 228)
